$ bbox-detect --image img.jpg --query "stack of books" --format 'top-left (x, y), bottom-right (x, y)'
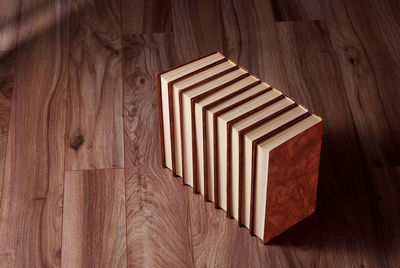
top-left (157, 52), bottom-right (323, 243)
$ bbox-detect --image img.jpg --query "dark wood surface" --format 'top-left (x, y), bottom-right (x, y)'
top-left (0, 0), bottom-right (399, 267)
top-left (123, 33), bottom-right (194, 267)
top-left (62, 169), bottom-right (127, 267)
top-left (66, 0), bottom-right (124, 170)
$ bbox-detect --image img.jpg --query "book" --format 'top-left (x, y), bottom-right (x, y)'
top-left (157, 52), bottom-right (323, 243)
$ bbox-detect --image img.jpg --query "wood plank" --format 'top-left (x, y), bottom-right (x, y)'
top-left (366, 166), bottom-right (400, 267)
top-left (122, 33), bottom-right (194, 267)
top-left (341, 0), bottom-right (400, 138)
top-left (61, 169), bottom-right (127, 267)
top-left (323, 0), bottom-right (400, 166)
top-left (0, 0), bottom-right (70, 266)
top-left (259, 214), bottom-right (323, 267)
top-left (270, 0), bottom-right (323, 21)
top-left (170, 1), bottom-right (284, 266)
top-left (0, 51), bottom-right (14, 203)
top-left (0, 0), bottom-right (20, 52)
top-left (170, 1), bottom-right (292, 265)
top-left (275, 20), bottom-right (381, 267)
top-left (171, 0), bottom-right (223, 62)
top-left (219, 0), bottom-right (289, 90)
top-left (189, 194), bottom-right (261, 267)
top-left (66, 0), bottom-right (124, 170)
top-left (121, 0), bottom-right (172, 35)
top-left (0, 0), bottom-right (19, 203)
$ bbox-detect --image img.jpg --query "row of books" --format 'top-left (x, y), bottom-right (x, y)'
top-left (157, 52), bottom-right (323, 243)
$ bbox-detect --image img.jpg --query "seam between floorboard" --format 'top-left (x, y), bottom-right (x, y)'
top-left (60, 0), bottom-right (74, 267)
top-left (119, 0), bottom-right (129, 266)
top-left (0, 0), bottom-right (23, 219)
top-left (66, 167), bottom-right (126, 172)
top-left (186, 189), bottom-right (196, 267)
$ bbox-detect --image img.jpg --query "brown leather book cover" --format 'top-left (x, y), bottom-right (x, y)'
top-left (262, 120), bottom-right (323, 243)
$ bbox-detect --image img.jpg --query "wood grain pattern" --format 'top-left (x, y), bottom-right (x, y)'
top-left (270, 0), bottom-right (323, 21)
top-left (366, 166), bottom-right (400, 267)
top-left (170, 1), bottom-right (275, 264)
top-left (340, 0), bottom-right (400, 163)
top-left (0, 0), bottom-right (20, 52)
top-left (219, 0), bottom-right (289, 90)
top-left (0, 0), bottom-right (19, 205)
top-left (258, 214), bottom-right (323, 267)
top-left (171, 0), bottom-right (223, 63)
top-left (188, 193), bottom-right (261, 267)
top-left (0, 0), bottom-right (398, 267)
top-left (122, 34), bottom-right (194, 267)
top-left (0, 51), bottom-right (16, 202)
top-left (66, 0), bottom-right (124, 170)
top-left (275, 20), bottom-right (382, 267)
top-left (122, 0), bottom-right (172, 35)
top-left (62, 169), bottom-right (127, 267)
top-left (323, 0), bottom-right (400, 167)
top-left (0, 0), bottom-right (70, 266)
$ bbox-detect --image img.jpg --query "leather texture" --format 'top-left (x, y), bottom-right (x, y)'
top-left (263, 120), bottom-right (323, 243)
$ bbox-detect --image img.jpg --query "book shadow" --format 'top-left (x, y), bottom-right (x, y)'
top-left (263, 127), bottom-right (399, 262)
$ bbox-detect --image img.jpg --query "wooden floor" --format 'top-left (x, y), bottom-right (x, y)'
top-left (0, 0), bottom-right (399, 267)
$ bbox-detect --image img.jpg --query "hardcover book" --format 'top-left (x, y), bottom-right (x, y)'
top-left (157, 52), bottom-right (323, 243)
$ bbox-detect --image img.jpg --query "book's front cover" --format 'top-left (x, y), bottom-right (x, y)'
top-left (263, 120), bottom-right (323, 243)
